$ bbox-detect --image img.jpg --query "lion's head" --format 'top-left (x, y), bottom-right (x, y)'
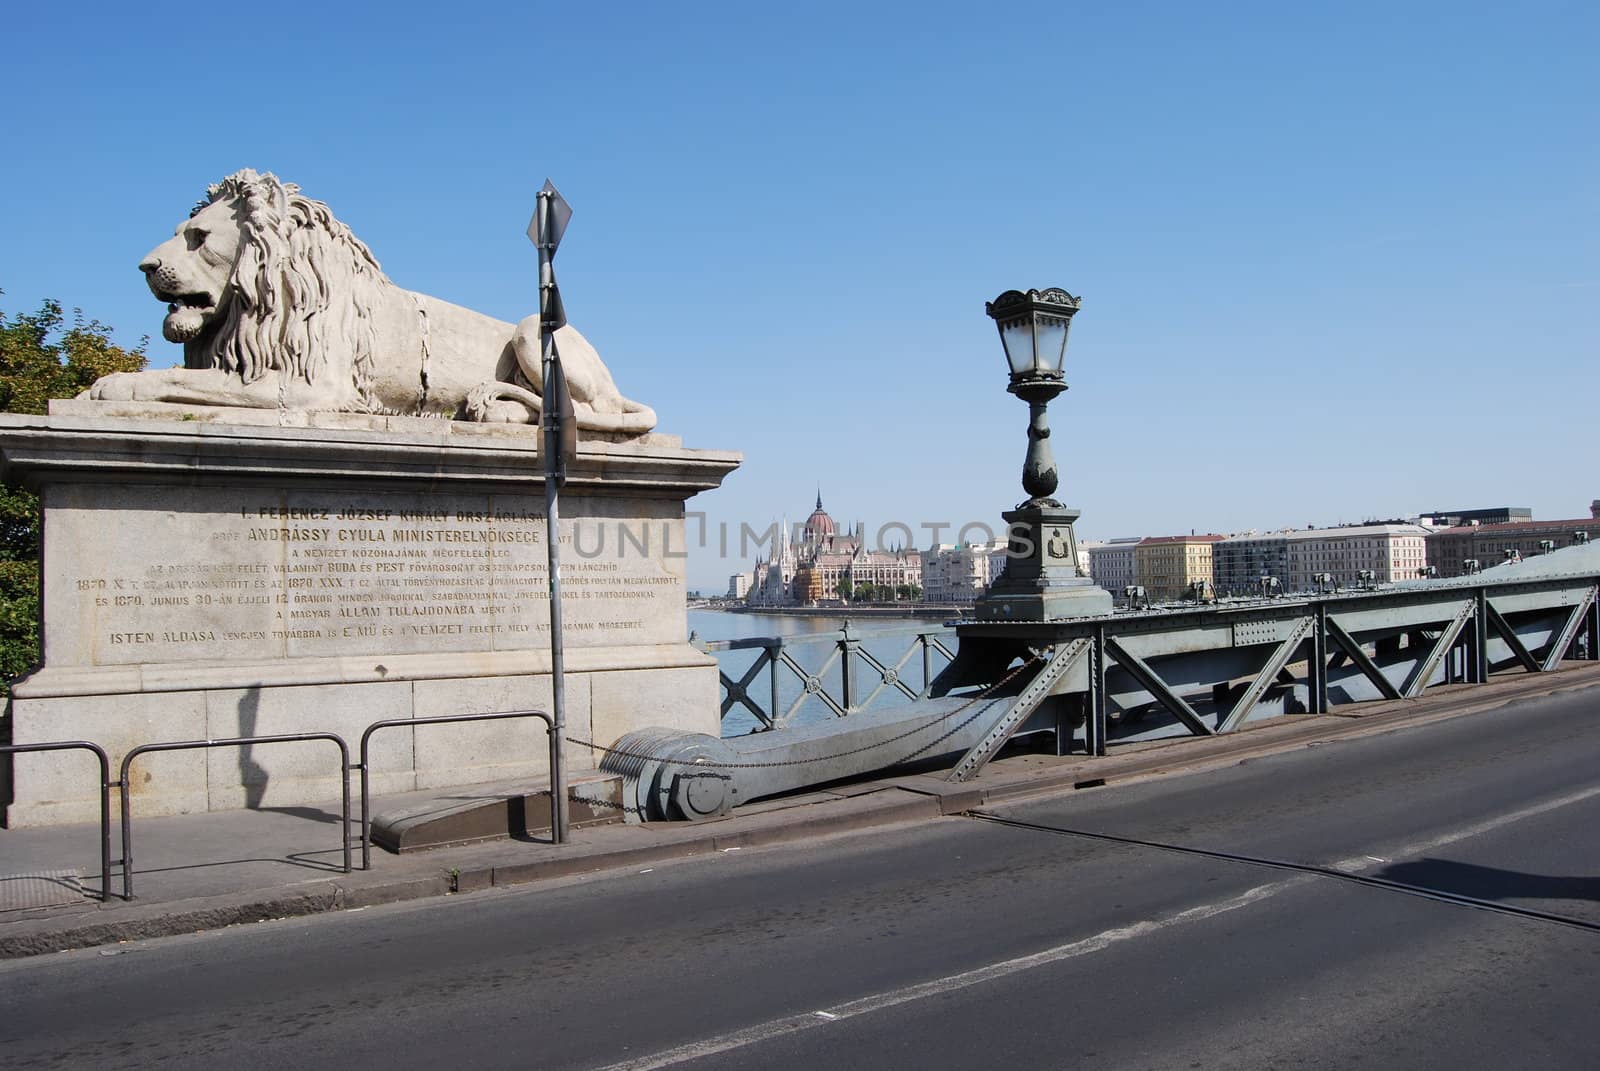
top-left (138, 169), bottom-right (392, 404)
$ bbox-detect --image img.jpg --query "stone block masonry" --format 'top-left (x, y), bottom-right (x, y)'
top-left (0, 408), bottom-right (740, 825)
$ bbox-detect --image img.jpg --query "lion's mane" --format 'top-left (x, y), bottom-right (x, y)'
top-left (193, 170), bottom-right (392, 410)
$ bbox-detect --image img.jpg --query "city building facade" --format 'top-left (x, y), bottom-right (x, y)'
top-left (1426, 515), bottom-right (1596, 577)
top-left (1285, 523), bottom-right (1432, 590)
top-left (1212, 532), bottom-right (1291, 597)
top-left (1086, 537), bottom-right (1142, 603)
top-left (922, 541), bottom-right (1008, 604)
top-left (1134, 534), bottom-right (1224, 602)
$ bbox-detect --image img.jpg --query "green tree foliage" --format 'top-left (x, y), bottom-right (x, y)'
top-left (0, 293), bottom-right (147, 691)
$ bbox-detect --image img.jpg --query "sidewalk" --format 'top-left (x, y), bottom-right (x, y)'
top-left (4, 663), bottom-right (1597, 958)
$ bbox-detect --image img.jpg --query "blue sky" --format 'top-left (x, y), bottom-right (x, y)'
top-left (3, 1), bottom-right (1595, 591)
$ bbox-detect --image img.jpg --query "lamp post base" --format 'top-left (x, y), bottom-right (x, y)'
top-left (974, 504), bottom-right (1113, 621)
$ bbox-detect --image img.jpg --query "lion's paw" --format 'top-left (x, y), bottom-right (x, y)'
top-left (483, 400), bottom-right (536, 424)
top-left (89, 373), bottom-right (141, 401)
top-left (465, 382), bottom-right (538, 424)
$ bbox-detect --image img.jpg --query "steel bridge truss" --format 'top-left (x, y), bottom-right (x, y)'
top-left (941, 573), bottom-right (1600, 781)
top-left (622, 571), bottom-right (1599, 820)
top-left (699, 622), bottom-right (956, 731)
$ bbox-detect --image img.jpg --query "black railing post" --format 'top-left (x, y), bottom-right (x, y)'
top-left (921, 633), bottom-right (933, 698)
top-left (838, 622), bottom-right (860, 713)
top-left (0, 741), bottom-right (114, 901)
top-left (768, 640), bottom-right (782, 725)
top-left (118, 764), bottom-right (133, 900)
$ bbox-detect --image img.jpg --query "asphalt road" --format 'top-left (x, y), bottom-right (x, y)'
top-left (4, 685), bottom-right (1599, 1070)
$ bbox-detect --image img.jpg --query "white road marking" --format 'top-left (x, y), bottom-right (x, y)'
top-left (1327, 784), bottom-right (1600, 873)
top-left (588, 882), bottom-right (1288, 1071)
top-left (589, 782), bottom-right (1600, 1071)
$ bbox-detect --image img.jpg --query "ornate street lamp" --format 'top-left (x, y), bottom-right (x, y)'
top-left (986, 288), bottom-right (1080, 507)
top-left (974, 287), bottom-right (1111, 621)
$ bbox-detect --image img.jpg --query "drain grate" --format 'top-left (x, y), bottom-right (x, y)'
top-left (0, 870), bottom-right (86, 911)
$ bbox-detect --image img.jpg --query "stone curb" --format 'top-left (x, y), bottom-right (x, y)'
top-left (0, 791), bottom-right (942, 960)
top-left (4, 666), bottom-right (1595, 960)
top-left (0, 885), bottom-right (344, 959)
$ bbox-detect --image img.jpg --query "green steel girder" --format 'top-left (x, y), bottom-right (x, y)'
top-left (1484, 601), bottom-right (1541, 674)
top-left (1102, 635), bottom-right (1215, 737)
top-left (1322, 615), bottom-right (1404, 701)
top-left (1401, 600), bottom-right (1476, 699)
top-left (1218, 616), bottom-right (1315, 733)
top-left (1541, 587), bottom-right (1597, 672)
top-left (948, 639), bottom-right (1091, 783)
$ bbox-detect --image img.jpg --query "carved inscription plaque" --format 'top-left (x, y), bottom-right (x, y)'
top-left (44, 485), bottom-right (686, 667)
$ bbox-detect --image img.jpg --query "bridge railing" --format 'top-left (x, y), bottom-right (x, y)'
top-left (0, 741), bottom-right (113, 902)
top-left (696, 621), bottom-right (957, 733)
top-left (119, 733), bottom-right (353, 899)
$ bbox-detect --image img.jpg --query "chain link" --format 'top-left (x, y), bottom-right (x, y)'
top-left (568, 653), bottom-right (1045, 771)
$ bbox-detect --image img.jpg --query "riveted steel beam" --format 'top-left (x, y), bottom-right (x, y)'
top-left (1218, 616), bottom-right (1314, 733)
top-left (1402, 601), bottom-right (1476, 698)
top-left (948, 639), bottom-right (1091, 783)
top-left (1311, 604), bottom-right (1330, 713)
top-left (1088, 626), bottom-right (1108, 756)
top-left (1102, 636), bottom-right (1215, 737)
top-left (1323, 615), bottom-right (1404, 701)
top-left (1541, 586), bottom-right (1597, 672)
top-left (1484, 601), bottom-right (1541, 674)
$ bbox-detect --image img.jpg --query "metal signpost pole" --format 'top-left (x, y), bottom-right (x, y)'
top-left (532, 180), bottom-right (574, 845)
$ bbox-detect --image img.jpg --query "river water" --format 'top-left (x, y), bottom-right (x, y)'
top-left (686, 610), bottom-right (957, 736)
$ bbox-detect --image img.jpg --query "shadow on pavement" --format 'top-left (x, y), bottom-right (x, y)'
top-left (1377, 858), bottom-right (1600, 904)
top-left (257, 805), bottom-right (344, 826)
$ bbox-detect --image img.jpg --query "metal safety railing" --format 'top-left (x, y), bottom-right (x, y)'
top-left (700, 622), bottom-right (956, 732)
top-left (358, 709), bottom-right (556, 869)
top-left (946, 578), bottom-right (1600, 781)
top-left (0, 741), bottom-right (113, 902)
top-left (120, 734), bottom-right (352, 899)
top-left (5, 708), bottom-right (563, 902)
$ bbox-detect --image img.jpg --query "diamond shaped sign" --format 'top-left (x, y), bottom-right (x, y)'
top-left (526, 179), bottom-right (572, 253)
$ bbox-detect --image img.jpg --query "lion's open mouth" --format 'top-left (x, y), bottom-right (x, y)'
top-left (158, 289), bottom-right (221, 343)
top-left (157, 288), bottom-right (216, 313)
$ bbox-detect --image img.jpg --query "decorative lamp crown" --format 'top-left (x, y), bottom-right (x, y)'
top-left (985, 288), bottom-right (1082, 381)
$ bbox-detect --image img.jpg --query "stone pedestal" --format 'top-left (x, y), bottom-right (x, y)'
top-left (974, 504), bottom-right (1113, 621)
top-left (0, 404), bottom-right (740, 825)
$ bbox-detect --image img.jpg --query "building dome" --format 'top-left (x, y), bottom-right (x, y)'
top-left (802, 491), bottom-right (836, 545)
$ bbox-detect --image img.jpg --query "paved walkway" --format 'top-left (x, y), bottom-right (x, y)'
top-left (3, 663), bottom-right (1597, 958)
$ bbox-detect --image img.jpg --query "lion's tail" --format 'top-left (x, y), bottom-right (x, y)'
top-left (464, 381), bottom-right (658, 434)
top-left (593, 399), bottom-right (657, 434)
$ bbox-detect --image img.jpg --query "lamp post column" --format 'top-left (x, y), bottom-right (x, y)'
top-left (1013, 378), bottom-right (1066, 508)
top-left (975, 287), bottom-right (1112, 622)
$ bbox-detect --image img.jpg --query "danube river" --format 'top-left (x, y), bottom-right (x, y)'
top-left (686, 609), bottom-right (958, 735)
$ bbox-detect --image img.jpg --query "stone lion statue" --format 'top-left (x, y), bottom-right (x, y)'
top-left (88, 169), bottom-right (656, 432)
